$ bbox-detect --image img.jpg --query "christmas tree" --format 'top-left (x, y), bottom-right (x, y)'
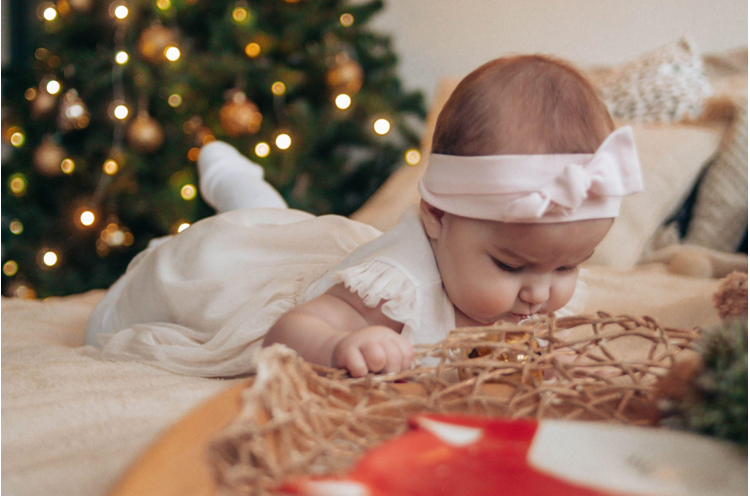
top-left (2, 0), bottom-right (426, 298)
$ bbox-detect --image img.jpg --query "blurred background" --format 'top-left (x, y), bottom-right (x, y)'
top-left (368, 0), bottom-right (746, 103)
top-left (1, 0), bottom-right (747, 298)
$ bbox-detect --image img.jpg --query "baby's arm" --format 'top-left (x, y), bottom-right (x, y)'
top-left (263, 284), bottom-right (413, 377)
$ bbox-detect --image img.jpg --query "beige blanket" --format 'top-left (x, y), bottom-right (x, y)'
top-left (1, 265), bottom-right (723, 495)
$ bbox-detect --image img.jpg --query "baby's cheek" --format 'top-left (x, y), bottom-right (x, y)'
top-left (548, 275), bottom-right (578, 312)
top-left (469, 275), bottom-right (517, 316)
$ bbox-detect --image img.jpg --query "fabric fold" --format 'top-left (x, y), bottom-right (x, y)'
top-left (332, 259), bottom-right (419, 338)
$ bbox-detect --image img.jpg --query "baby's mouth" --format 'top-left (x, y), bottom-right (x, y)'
top-left (509, 313), bottom-right (533, 319)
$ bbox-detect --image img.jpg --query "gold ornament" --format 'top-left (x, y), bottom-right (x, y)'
top-left (33, 135), bottom-right (67, 176)
top-left (194, 126), bottom-right (215, 146)
top-left (137, 24), bottom-right (178, 64)
top-left (31, 89), bottom-right (58, 119)
top-left (126, 111), bottom-right (165, 153)
top-left (326, 54), bottom-right (363, 94)
top-left (219, 91), bottom-right (262, 137)
top-left (68, 0), bottom-right (93, 11)
top-left (459, 328), bottom-right (543, 384)
top-left (57, 89), bottom-right (90, 131)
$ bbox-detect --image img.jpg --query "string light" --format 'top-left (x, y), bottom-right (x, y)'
top-left (9, 220), bottom-right (23, 235)
top-left (373, 118), bottom-right (391, 135)
top-left (13, 285), bottom-right (36, 299)
top-left (232, 6), bottom-right (249, 23)
top-left (25, 88), bottom-right (38, 101)
top-left (42, 251), bottom-right (58, 267)
top-left (339, 13), bottom-right (354, 27)
top-left (115, 51), bottom-right (129, 64)
top-left (79, 210), bottom-right (96, 226)
top-left (335, 93), bottom-right (351, 109)
top-left (275, 133), bottom-right (292, 150)
top-left (9, 174), bottom-right (27, 195)
top-left (3, 260), bottom-right (18, 277)
top-left (271, 81), bottom-right (286, 95)
top-left (5, 125), bottom-right (19, 139)
top-left (56, 0), bottom-right (70, 15)
top-left (245, 42), bottom-right (261, 58)
top-left (164, 46), bottom-right (181, 61)
top-left (10, 132), bottom-right (25, 147)
top-left (254, 142), bottom-right (270, 157)
top-left (43, 6), bottom-right (58, 21)
top-left (405, 149), bottom-right (421, 166)
top-left (100, 223), bottom-right (133, 248)
top-left (177, 222), bottom-right (191, 233)
top-left (168, 94), bottom-right (182, 107)
top-left (180, 184), bottom-right (197, 200)
top-left (114, 104), bottom-right (129, 119)
top-left (114, 4), bottom-right (129, 19)
top-left (156, 0), bottom-right (171, 9)
top-left (103, 159), bottom-right (119, 175)
top-left (46, 79), bottom-right (61, 95)
top-left (65, 103), bottom-right (85, 119)
top-left (61, 158), bottom-right (75, 174)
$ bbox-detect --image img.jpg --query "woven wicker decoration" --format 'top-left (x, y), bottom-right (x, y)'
top-left (208, 313), bottom-right (699, 495)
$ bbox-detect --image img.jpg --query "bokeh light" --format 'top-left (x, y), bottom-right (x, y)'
top-left (245, 42), bottom-right (261, 58)
top-left (373, 118), bottom-right (391, 135)
top-left (46, 80), bottom-right (61, 95)
top-left (181, 184), bottom-right (197, 200)
top-left (254, 142), bottom-right (270, 157)
top-left (3, 260), bottom-right (18, 277)
top-left (405, 149), bottom-right (421, 166)
top-left (275, 133), bottom-right (291, 150)
top-left (43, 251), bottom-right (58, 267)
top-left (335, 93), bottom-right (351, 109)
top-left (61, 158), bottom-right (75, 174)
top-left (103, 159), bottom-right (119, 175)
top-left (340, 13), bottom-right (354, 26)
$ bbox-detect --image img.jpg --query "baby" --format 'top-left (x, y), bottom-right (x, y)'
top-left (85, 55), bottom-right (642, 378)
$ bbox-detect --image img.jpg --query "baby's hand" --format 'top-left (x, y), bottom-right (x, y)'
top-left (331, 326), bottom-right (413, 378)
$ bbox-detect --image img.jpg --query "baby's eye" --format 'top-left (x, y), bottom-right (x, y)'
top-left (557, 265), bottom-right (579, 274)
top-left (492, 257), bottom-right (523, 273)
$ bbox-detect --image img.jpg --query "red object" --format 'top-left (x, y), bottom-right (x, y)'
top-left (282, 414), bottom-right (607, 496)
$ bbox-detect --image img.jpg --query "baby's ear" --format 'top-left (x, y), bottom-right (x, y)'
top-left (419, 199), bottom-right (445, 240)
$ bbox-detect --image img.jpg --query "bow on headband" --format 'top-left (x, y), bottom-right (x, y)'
top-left (418, 126), bottom-right (643, 223)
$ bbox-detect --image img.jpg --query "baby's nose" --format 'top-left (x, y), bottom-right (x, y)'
top-left (518, 282), bottom-right (549, 307)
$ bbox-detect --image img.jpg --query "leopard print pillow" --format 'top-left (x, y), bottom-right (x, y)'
top-left (591, 38), bottom-right (713, 123)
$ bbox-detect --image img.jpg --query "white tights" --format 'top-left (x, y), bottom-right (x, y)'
top-left (197, 141), bottom-right (288, 213)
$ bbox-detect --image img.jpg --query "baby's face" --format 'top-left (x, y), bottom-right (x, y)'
top-left (420, 201), bottom-right (612, 325)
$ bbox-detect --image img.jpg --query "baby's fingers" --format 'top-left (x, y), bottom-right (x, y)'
top-left (336, 347), bottom-right (368, 378)
top-left (380, 339), bottom-right (403, 374)
top-left (390, 336), bottom-right (414, 371)
top-left (360, 341), bottom-right (387, 373)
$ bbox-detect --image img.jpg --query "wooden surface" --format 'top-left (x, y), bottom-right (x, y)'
top-left (110, 378), bottom-right (252, 496)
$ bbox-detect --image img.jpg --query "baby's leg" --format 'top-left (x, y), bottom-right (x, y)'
top-left (198, 141), bottom-right (288, 213)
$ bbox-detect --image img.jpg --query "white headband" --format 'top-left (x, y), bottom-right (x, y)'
top-left (418, 126), bottom-right (643, 223)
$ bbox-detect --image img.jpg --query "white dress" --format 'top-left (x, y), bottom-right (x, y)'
top-left (86, 206), bottom-right (587, 377)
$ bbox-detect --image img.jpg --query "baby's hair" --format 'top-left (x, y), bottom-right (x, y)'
top-left (432, 55), bottom-right (614, 156)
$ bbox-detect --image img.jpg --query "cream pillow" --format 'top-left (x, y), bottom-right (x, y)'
top-left (589, 121), bottom-right (725, 267)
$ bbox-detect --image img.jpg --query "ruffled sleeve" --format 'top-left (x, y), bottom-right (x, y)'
top-left (331, 259), bottom-right (419, 339)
